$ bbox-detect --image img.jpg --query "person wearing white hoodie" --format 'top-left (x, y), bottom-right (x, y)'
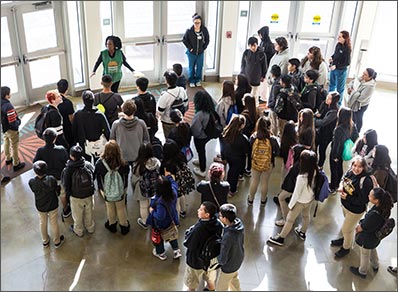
top-left (267, 150), bottom-right (317, 246)
top-left (346, 68), bottom-right (377, 133)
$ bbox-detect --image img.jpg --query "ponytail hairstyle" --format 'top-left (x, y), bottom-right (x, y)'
top-left (299, 150), bottom-right (318, 188)
top-left (366, 68), bottom-right (377, 80)
top-left (222, 115), bottom-right (246, 144)
top-left (372, 187), bottom-right (393, 219)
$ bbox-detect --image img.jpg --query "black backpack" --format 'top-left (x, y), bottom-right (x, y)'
top-left (315, 85), bottom-right (328, 112)
top-left (34, 105), bottom-right (50, 139)
top-left (204, 111), bottom-right (223, 139)
top-left (71, 165), bottom-right (95, 198)
top-left (375, 217), bottom-right (395, 240)
top-left (200, 233), bottom-right (222, 271)
top-left (385, 168), bottom-right (397, 203)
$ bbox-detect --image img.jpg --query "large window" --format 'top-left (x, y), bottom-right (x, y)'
top-left (205, 1), bottom-right (219, 71)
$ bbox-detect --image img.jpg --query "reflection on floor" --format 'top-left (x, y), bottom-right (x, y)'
top-left (1, 82), bottom-right (397, 291)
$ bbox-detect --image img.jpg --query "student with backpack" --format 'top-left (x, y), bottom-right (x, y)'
top-left (94, 141), bottom-right (130, 235)
top-left (287, 58), bottom-right (305, 93)
top-left (146, 174), bottom-right (181, 261)
top-left (191, 90), bottom-right (218, 177)
top-left (157, 70), bottom-right (189, 139)
top-left (221, 115), bottom-right (251, 197)
top-left (94, 74), bottom-right (124, 127)
top-left (197, 162), bottom-right (230, 210)
top-left (268, 150), bottom-right (318, 246)
top-left (33, 128), bottom-right (70, 219)
top-left (132, 143), bottom-right (161, 230)
top-left (183, 201), bottom-right (223, 291)
top-left (61, 145), bottom-right (95, 237)
top-left (234, 74), bottom-right (252, 114)
top-left (248, 116), bottom-right (279, 206)
top-left (167, 109), bottom-right (192, 161)
top-left (267, 65), bottom-right (282, 137)
top-left (216, 203), bottom-right (245, 291)
top-left (216, 80), bottom-right (237, 128)
top-left (133, 98), bottom-right (158, 143)
top-left (134, 76), bottom-right (157, 116)
top-left (1, 86), bottom-right (26, 172)
top-left (330, 156), bottom-right (374, 258)
top-left (352, 129), bottom-right (378, 168)
top-left (29, 160), bottom-right (65, 249)
top-left (350, 187), bottom-right (394, 279)
top-left (300, 69), bottom-right (319, 112)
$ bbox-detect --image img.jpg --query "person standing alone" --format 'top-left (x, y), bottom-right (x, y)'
top-left (183, 13), bottom-right (210, 88)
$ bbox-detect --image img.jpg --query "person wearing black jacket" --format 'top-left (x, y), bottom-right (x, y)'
top-left (29, 160), bottom-right (65, 248)
top-left (182, 13), bottom-right (210, 88)
top-left (183, 201), bottom-right (223, 291)
top-left (329, 107), bottom-right (359, 191)
top-left (34, 128), bottom-right (70, 219)
top-left (300, 69), bottom-right (319, 112)
top-left (240, 37), bottom-right (267, 105)
top-left (61, 145), bottom-right (95, 237)
top-left (57, 79), bottom-right (75, 148)
top-left (329, 30), bottom-right (352, 104)
top-left (350, 187), bottom-right (393, 278)
top-left (257, 26), bottom-right (275, 67)
top-left (134, 77), bottom-right (157, 116)
top-left (315, 92), bottom-right (339, 168)
top-left (331, 156), bottom-right (374, 258)
top-left (44, 90), bottom-right (69, 150)
top-left (73, 90), bottom-right (110, 163)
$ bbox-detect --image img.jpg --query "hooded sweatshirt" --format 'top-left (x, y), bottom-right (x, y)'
top-left (346, 78), bottom-right (376, 111)
top-left (257, 26), bottom-right (275, 66)
top-left (240, 47), bottom-right (267, 87)
top-left (110, 116), bottom-right (149, 162)
top-left (218, 218), bottom-right (245, 273)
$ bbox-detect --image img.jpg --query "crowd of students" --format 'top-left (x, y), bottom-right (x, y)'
top-left (1, 24), bottom-right (396, 290)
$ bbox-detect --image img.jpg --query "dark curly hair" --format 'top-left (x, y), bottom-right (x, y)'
top-left (193, 90), bottom-right (215, 113)
top-left (371, 187), bottom-right (393, 219)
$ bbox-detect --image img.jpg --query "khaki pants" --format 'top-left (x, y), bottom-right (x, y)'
top-left (358, 244), bottom-right (379, 275)
top-left (105, 198), bottom-right (128, 226)
top-left (341, 205), bottom-right (365, 249)
top-left (3, 130), bottom-right (20, 166)
top-left (278, 190), bottom-right (292, 220)
top-left (269, 111), bottom-right (279, 137)
top-left (139, 198), bottom-right (150, 223)
top-left (70, 196), bottom-right (95, 236)
top-left (38, 208), bottom-right (60, 245)
top-left (249, 169), bottom-right (272, 202)
top-left (280, 201), bottom-right (312, 238)
top-left (251, 86), bottom-right (260, 107)
top-left (184, 265), bottom-right (217, 290)
top-left (177, 195), bottom-right (186, 214)
top-left (217, 270), bottom-right (241, 291)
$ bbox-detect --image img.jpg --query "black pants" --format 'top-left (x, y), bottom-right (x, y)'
top-left (227, 157), bottom-right (245, 193)
top-left (330, 157), bottom-right (343, 190)
top-left (317, 141), bottom-right (330, 168)
top-left (353, 104), bottom-right (368, 133)
top-left (111, 81), bottom-right (120, 93)
top-left (194, 137), bottom-right (210, 172)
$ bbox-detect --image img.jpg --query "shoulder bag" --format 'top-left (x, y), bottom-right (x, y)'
top-left (159, 203), bottom-right (179, 242)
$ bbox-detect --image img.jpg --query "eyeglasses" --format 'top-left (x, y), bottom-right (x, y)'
top-left (194, 21), bottom-right (201, 25)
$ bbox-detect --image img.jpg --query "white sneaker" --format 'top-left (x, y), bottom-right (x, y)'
top-left (193, 167), bottom-right (206, 177)
top-left (275, 218), bottom-right (286, 227)
top-left (173, 249), bottom-right (182, 259)
top-left (192, 159), bottom-right (200, 166)
top-left (152, 248), bottom-right (167, 261)
top-left (189, 83), bottom-right (195, 88)
top-left (196, 81), bottom-right (201, 87)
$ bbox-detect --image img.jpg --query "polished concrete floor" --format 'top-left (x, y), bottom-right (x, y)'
top-left (1, 82), bottom-right (397, 291)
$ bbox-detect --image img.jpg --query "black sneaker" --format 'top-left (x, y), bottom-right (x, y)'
top-left (247, 198), bottom-right (253, 206)
top-left (273, 196), bottom-right (280, 206)
top-left (63, 205), bottom-right (72, 218)
top-left (335, 247), bottom-right (350, 258)
top-left (243, 169), bottom-right (252, 177)
top-left (179, 211), bottom-right (186, 218)
top-left (261, 198), bottom-right (267, 206)
top-left (13, 162), bottom-right (25, 172)
top-left (350, 266), bottom-right (366, 279)
top-left (42, 240), bottom-right (50, 248)
top-left (5, 158), bottom-right (12, 165)
top-left (294, 227), bottom-right (306, 240)
top-left (330, 238), bottom-right (344, 246)
top-left (267, 235), bottom-right (284, 246)
top-left (55, 235), bottom-right (65, 249)
top-left (1, 176), bottom-right (11, 184)
top-left (387, 266), bottom-right (397, 276)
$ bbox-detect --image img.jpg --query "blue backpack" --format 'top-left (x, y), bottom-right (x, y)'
top-left (313, 170), bottom-right (331, 217)
top-left (226, 104), bottom-right (238, 125)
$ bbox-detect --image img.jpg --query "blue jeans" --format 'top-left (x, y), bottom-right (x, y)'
top-left (329, 68), bottom-right (348, 105)
top-left (186, 50), bottom-right (204, 84)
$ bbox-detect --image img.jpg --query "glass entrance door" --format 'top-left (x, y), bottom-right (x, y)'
top-left (114, 1), bottom-right (198, 86)
top-left (1, 2), bottom-right (67, 107)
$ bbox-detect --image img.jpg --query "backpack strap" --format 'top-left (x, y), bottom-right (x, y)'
top-left (102, 159), bottom-right (111, 172)
top-left (208, 182), bottom-right (221, 208)
top-left (100, 92), bottom-right (115, 107)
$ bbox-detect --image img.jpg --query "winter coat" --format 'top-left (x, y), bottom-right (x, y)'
top-left (197, 180), bottom-right (229, 209)
top-left (1, 98), bottom-right (21, 133)
top-left (266, 48), bottom-right (290, 85)
top-left (33, 143), bottom-right (69, 180)
top-left (218, 218), bottom-right (245, 273)
top-left (257, 26), bottom-right (275, 66)
top-left (315, 106), bottom-right (338, 147)
top-left (240, 48), bottom-right (267, 86)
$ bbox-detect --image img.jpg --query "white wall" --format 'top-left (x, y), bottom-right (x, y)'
top-left (83, 1), bottom-right (103, 91)
top-left (218, 1), bottom-right (239, 79)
